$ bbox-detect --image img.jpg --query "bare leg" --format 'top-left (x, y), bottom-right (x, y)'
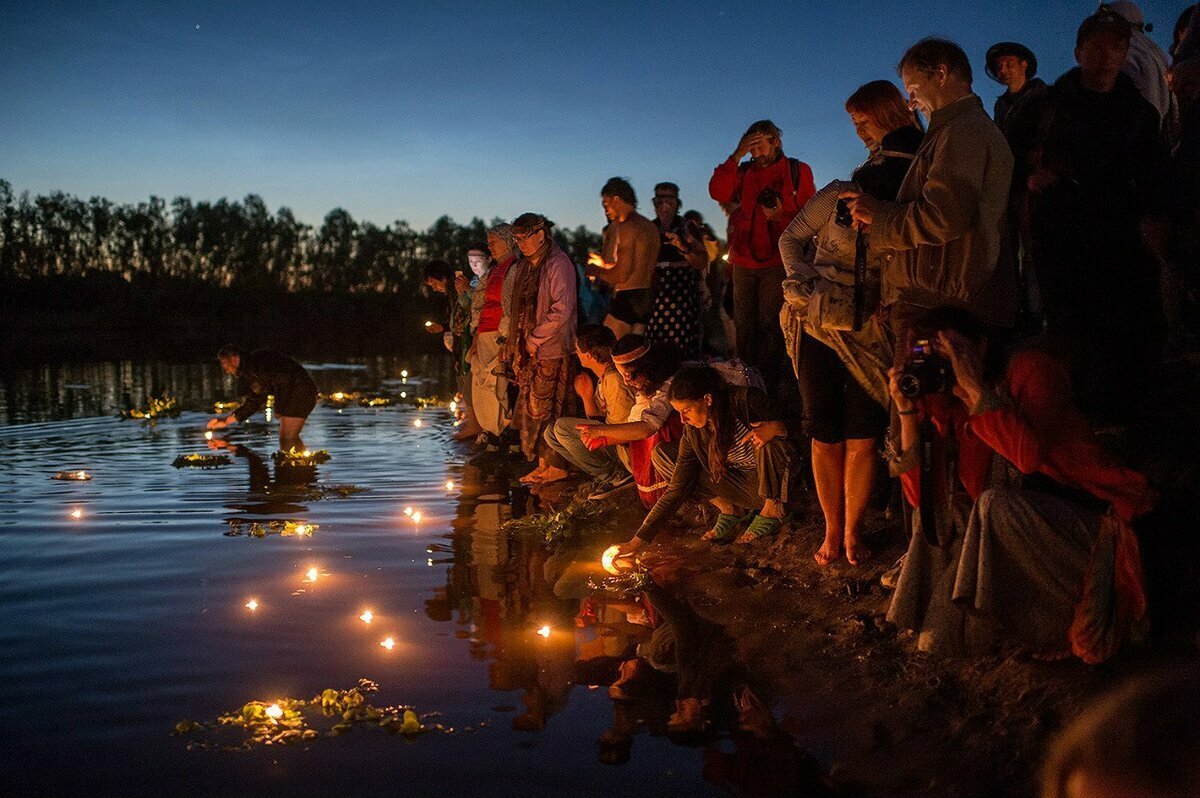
top-left (843, 437), bottom-right (876, 565)
top-left (519, 455), bottom-right (551, 484)
top-left (811, 439), bottom-right (846, 564)
top-left (759, 498), bottom-right (784, 518)
top-left (278, 416), bottom-right (307, 452)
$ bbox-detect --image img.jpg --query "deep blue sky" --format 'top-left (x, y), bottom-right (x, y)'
top-left (0, 1), bottom-right (1185, 232)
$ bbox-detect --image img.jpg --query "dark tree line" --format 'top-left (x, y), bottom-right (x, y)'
top-left (0, 179), bottom-right (601, 294)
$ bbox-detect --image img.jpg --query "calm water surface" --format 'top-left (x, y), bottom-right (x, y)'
top-left (0, 360), bottom-right (727, 797)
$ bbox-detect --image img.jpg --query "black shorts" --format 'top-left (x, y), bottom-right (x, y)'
top-left (609, 288), bottom-right (653, 325)
top-left (798, 334), bottom-right (886, 443)
top-left (275, 376), bottom-right (319, 418)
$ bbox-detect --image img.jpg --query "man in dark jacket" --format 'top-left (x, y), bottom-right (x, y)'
top-left (986, 41), bottom-right (1047, 132)
top-left (208, 346), bottom-right (320, 451)
top-left (1008, 8), bottom-right (1171, 422)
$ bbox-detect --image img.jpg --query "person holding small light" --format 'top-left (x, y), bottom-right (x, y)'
top-left (207, 345), bottom-right (319, 452)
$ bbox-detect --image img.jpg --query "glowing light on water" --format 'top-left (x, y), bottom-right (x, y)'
top-left (380, 637), bottom-right (396, 650)
top-left (359, 610), bottom-right (373, 624)
top-left (445, 480), bottom-right (454, 491)
top-left (294, 524), bottom-right (310, 536)
top-left (70, 508), bottom-right (83, 520)
top-left (412, 511), bottom-right (422, 524)
top-left (204, 431), bottom-right (213, 440)
top-left (403, 506), bottom-right (414, 517)
top-left (400, 369), bottom-right (409, 378)
top-left (245, 599), bottom-right (259, 611)
top-left (265, 703), bottom-right (283, 719)
top-left (424, 321), bottom-right (433, 328)
top-left (400, 391), bottom-right (407, 399)
top-left (301, 450), bottom-right (312, 457)
top-left (537, 625), bottom-right (551, 638)
top-left (305, 567), bottom-right (319, 582)
top-left (413, 419), bottom-right (423, 428)
top-left (449, 400), bottom-right (458, 413)
top-left (601, 545), bottom-right (623, 575)
top-left (332, 392), bottom-right (345, 401)
top-left (427, 558), bottom-right (433, 567)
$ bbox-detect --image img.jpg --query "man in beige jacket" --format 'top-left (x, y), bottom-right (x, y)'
top-left (842, 37), bottom-right (1016, 361)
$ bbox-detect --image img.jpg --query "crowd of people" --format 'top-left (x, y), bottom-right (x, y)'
top-left (410, 4), bottom-right (1199, 670)
top-left (215, 5), bottom-right (1196, 687)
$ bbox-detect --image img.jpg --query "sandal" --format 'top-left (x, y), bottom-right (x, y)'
top-left (735, 514), bottom-right (781, 544)
top-left (700, 513), bottom-right (741, 542)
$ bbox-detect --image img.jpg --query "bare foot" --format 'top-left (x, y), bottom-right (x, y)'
top-left (814, 539), bottom-right (841, 566)
top-left (845, 536), bottom-right (871, 566)
top-left (538, 466), bottom-right (569, 484)
top-left (452, 425), bottom-right (482, 441)
top-left (519, 467), bottom-right (547, 484)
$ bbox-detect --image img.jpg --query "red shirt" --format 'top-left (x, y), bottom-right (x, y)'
top-left (477, 256), bottom-right (513, 334)
top-left (901, 349), bottom-right (1155, 523)
top-left (709, 154), bottom-right (816, 269)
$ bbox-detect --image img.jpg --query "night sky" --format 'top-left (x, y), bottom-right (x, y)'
top-left (0, 0), bottom-right (1186, 231)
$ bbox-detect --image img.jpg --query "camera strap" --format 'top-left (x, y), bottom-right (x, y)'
top-left (853, 232), bottom-right (868, 331)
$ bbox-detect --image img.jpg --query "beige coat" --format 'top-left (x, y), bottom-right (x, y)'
top-left (872, 94), bottom-right (1016, 325)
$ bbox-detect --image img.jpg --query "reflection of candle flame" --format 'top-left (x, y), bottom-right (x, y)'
top-left (265, 703), bottom-right (283, 719)
top-left (380, 637), bottom-right (396, 650)
top-left (403, 506), bottom-right (413, 516)
top-left (412, 511), bottom-right (422, 523)
top-left (413, 419), bottom-right (423, 428)
top-left (359, 610), bottom-right (373, 623)
top-left (305, 567), bottom-right (318, 582)
top-left (245, 599), bottom-right (259, 611)
top-left (537, 625), bottom-right (551, 638)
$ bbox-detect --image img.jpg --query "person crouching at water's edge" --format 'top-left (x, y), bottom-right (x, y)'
top-left (207, 346), bottom-right (319, 451)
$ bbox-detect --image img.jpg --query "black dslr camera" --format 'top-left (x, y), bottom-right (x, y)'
top-left (897, 340), bottom-right (952, 398)
top-left (757, 187), bottom-right (781, 210)
top-left (835, 198), bottom-right (854, 228)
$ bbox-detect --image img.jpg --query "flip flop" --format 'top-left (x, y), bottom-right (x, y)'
top-left (735, 514), bottom-right (781, 544)
top-left (700, 513), bottom-right (741, 542)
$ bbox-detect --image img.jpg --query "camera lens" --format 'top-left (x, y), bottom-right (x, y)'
top-left (898, 374), bottom-right (922, 398)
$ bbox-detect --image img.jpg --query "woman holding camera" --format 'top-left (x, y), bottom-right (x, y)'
top-left (885, 306), bottom-right (1157, 663)
top-left (778, 80), bottom-right (924, 566)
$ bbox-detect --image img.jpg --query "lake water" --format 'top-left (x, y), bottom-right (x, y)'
top-left (0, 359), bottom-right (733, 797)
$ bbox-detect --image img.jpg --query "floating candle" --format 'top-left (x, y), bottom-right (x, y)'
top-left (601, 545), bottom-right (622, 575)
top-left (403, 506), bottom-right (414, 516)
top-left (449, 400), bottom-right (458, 414)
top-left (412, 511), bottom-right (422, 524)
top-left (380, 637), bottom-right (396, 650)
top-left (537, 625), bottom-right (552, 638)
top-left (245, 599), bottom-right (259, 611)
top-left (294, 524), bottom-right (310, 536)
top-left (424, 321), bottom-right (432, 328)
top-left (413, 419), bottom-right (423, 428)
top-left (204, 431), bottom-right (213, 440)
top-left (332, 392), bottom-right (345, 401)
top-left (400, 369), bottom-right (409, 378)
top-left (265, 703), bottom-right (283, 719)
top-left (359, 610), bottom-right (374, 624)
top-left (70, 508), bottom-right (83, 520)
top-left (445, 480), bottom-right (454, 491)
top-left (305, 567), bottom-right (319, 582)
top-left (400, 391), bottom-right (407, 399)
top-left (77, 470), bottom-right (89, 479)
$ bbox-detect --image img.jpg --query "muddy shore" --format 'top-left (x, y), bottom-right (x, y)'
top-left (504, 409), bottom-right (1200, 798)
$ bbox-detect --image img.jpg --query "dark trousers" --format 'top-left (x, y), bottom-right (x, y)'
top-left (732, 264), bottom-right (786, 387)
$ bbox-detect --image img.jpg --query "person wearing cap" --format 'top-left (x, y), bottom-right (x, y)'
top-left (1007, 7), bottom-right (1171, 423)
top-left (504, 212), bottom-right (579, 483)
top-left (985, 41), bottom-right (1046, 132)
top-left (1106, 0), bottom-right (1179, 131)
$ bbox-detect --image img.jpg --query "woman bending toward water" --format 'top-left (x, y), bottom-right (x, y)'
top-left (206, 345), bottom-right (319, 452)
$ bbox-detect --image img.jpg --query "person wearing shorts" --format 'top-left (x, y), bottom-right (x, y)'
top-left (207, 345), bottom-right (319, 452)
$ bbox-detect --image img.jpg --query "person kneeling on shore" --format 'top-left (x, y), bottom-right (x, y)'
top-left (207, 345), bottom-right (319, 452)
top-left (885, 307), bottom-right (1157, 663)
top-left (539, 325), bottom-right (635, 485)
top-left (618, 365), bottom-right (792, 553)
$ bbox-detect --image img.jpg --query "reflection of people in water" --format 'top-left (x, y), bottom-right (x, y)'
top-left (209, 439), bottom-right (317, 515)
top-left (207, 346), bottom-right (319, 451)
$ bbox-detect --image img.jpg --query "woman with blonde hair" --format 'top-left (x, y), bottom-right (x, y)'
top-left (779, 80), bottom-right (923, 566)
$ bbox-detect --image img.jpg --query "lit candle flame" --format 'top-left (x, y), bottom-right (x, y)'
top-left (265, 703), bottom-right (283, 719)
top-left (424, 321), bottom-right (433, 328)
top-left (537, 625), bottom-right (551, 638)
top-left (400, 369), bottom-right (409, 378)
top-left (449, 400), bottom-right (458, 413)
top-left (427, 558), bottom-right (433, 567)
top-left (400, 391), bottom-right (407, 398)
top-left (412, 511), bottom-right (422, 524)
top-left (413, 419), bottom-right (423, 428)
top-left (245, 599), bottom-right (259, 611)
top-left (601, 545), bottom-right (623, 575)
top-left (294, 524), bottom-right (309, 536)
top-left (445, 480), bottom-right (454, 491)
top-left (380, 637), bottom-right (396, 650)
top-left (70, 508), bottom-right (83, 520)
top-left (359, 610), bottom-right (373, 624)
top-left (77, 470), bottom-right (88, 479)
top-left (204, 431), bottom-right (213, 440)
top-left (301, 450), bottom-right (311, 457)
top-left (403, 506), bottom-right (413, 516)
top-left (332, 392), bottom-right (344, 401)
top-left (305, 567), bottom-right (318, 582)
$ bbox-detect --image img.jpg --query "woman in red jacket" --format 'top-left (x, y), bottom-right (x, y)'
top-left (885, 306), bottom-right (1157, 663)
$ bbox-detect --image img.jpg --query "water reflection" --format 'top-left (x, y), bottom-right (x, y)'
top-left (0, 354), bottom-right (455, 425)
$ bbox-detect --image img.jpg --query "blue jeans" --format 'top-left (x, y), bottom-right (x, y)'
top-left (542, 417), bottom-right (625, 478)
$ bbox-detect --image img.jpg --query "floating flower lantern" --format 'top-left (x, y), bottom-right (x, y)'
top-left (173, 453), bottom-right (231, 468)
top-left (380, 637), bottom-right (396, 651)
top-left (272, 448), bottom-right (330, 467)
top-left (537, 625), bottom-right (552, 638)
top-left (359, 610), bottom-right (373, 624)
top-left (245, 599), bottom-right (259, 611)
top-left (52, 470), bottom-right (91, 481)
